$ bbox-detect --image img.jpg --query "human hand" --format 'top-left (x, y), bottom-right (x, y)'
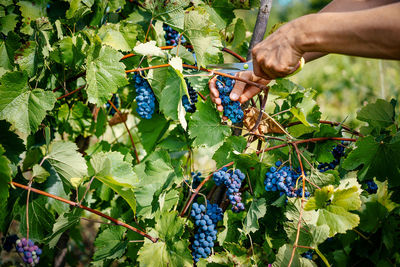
top-left (209, 71), bottom-right (270, 117)
top-left (251, 21), bottom-right (304, 80)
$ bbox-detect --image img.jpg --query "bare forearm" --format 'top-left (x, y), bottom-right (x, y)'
top-left (298, 3), bottom-right (400, 60)
top-left (303, 0), bottom-right (399, 62)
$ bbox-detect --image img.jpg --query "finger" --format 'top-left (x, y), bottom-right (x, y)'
top-left (208, 76), bottom-right (220, 103)
top-left (238, 86), bottom-right (261, 103)
top-left (230, 71), bottom-right (252, 101)
top-left (217, 104), bottom-right (224, 112)
top-left (252, 53), bottom-right (272, 80)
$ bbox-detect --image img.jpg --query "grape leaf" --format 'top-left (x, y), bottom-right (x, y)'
top-left (137, 211), bottom-right (192, 267)
top-left (93, 226), bottom-right (128, 261)
top-left (313, 125), bottom-right (339, 163)
top-left (0, 13), bottom-right (18, 35)
top-left (289, 92), bottom-right (321, 127)
top-left (184, 7), bottom-right (223, 67)
top-left (46, 211), bottom-right (81, 248)
top-left (144, 0), bottom-right (190, 30)
top-left (243, 198), bottom-right (267, 233)
top-left (210, 0), bottom-right (236, 27)
top-left (98, 22), bottom-right (140, 52)
top-left (357, 99), bottom-right (395, 129)
top-left (51, 35), bottom-right (86, 67)
top-left (218, 210), bottom-right (246, 245)
top-left (0, 145), bottom-right (12, 205)
top-left (46, 140), bottom-right (88, 186)
top-left (0, 72), bottom-right (56, 134)
top-left (342, 135), bottom-right (400, 186)
top-left (364, 180), bottom-right (399, 212)
top-left (86, 44), bottom-right (128, 105)
top-left (90, 152), bottom-right (138, 213)
top-left (189, 100), bottom-right (231, 147)
top-left (19, 197), bottom-right (55, 240)
top-left (32, 164), bottom-right (50, 183)
top-left (15, 41), bottom-right (42, 78)
top-left (66, 0), bottom-right (93, 21)
top-left (0, 32), bottom-right (20, 75)
top-left (133, 41), bottom-right (166, 58)
top-left (17, 1), bottom-right (46, 35)
top-left (213, 135), bottom-right (246, 166)
top-left (231, 18), bottom-right (246, 48)
top-left (0, 120), bottom-right (25, 164)
top-left (273, 244), bottom-right (317, 267)
top-left (160, 68), bottom-right (187, 122)
top-left (137, 113), bottom-right (170, 154)
top-left (304, 178), bottom-right (362, 236)
top-left (134, 151), bottom-right (182, 218)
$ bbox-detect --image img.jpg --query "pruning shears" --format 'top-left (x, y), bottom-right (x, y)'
top-left (206, 57), bottom-right (305, 77)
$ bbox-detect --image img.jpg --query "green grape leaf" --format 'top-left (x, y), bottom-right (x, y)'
top-left (86, 44), bottom-right (129, 105)
top-left (0, 145), bottom-right (12, 205)
top-left (357, 99), bottom-right (395, 129)
top-left (218, 210), bottom-right (246, 245)
top-left (137, 113), bottom-right (170, 154)
top-left (0, 120), bottom-right (25, 164)
top-left (213, 135), bottom-right (246, 166)
top-left (189, 100), bottom-right (231, 147)
top-left (304, 178), bottom-right (362, 236)
top-left (95, 108), bottom-right (107, 138)
top-left (133, 41), bottom-right (166, 58)
top-left (0, 32), bottom-right (20, 75)
top-left (358, 201), bottom-right (388, 233)
top-left (0, 72), bottom-right (56, 134)
top-left (0, 13), bottom-right (18, 35)
top-left (137, 211), bottom-right (192, 267)
top-left (66, 0), bottom-right (93, 20)
top-left (46, 211), bottom-right (81, 248)
top-left (365, 180), bottom-right (399, 212)
top-left (98, 22), bottom-right (140, 52)
top-left (313, 125), bottom-right (339, 163)
top-left (46, 140), bottom-right (88, 186)
top-left (134, 151), bottom-right (182, 218)
top-left (342, 136), bottom-right (400, 186)
top-left (20, 197), bottom-right (55, 240)
top-left (51, 35), bottom-right (86, 67)
top-left (144, 0), bottom-right (190, 30)
top-left (90, 152), bottom-right (138, 213)
top-left (184, 7), bottom-right (223, 67)
top-left (170, 46), bottom-right (196, 65)
top-left (273, 244), bottom-right (317, 267)
top-left (289, 92), bottom-right (321, 127)
top-left (307, 171), bottom-right (337, 190)
top-left (93, 226), bottom-right (128, 261)
top-left (243, 198), bottom-right (267, 233)
top-left (210, 0), bottom-right (236, 27)
top-left (15, 41), bottom-right (42, 78)
top-left (17, 1), bottom-right (46, 35)
top-left (159, 68), bottom-right (187, 128)
top-left (231, 18), bottom-right (246, 48)
top-left (32, 164), bottom-right (50, 183)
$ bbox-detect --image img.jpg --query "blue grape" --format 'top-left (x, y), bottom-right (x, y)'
top-left (302, 250), bottom-right (313, 260)
top-left (318, 142), bottom-right (346, 172)
top-left (163, 24), bottom-right (186, 46)
top-left (105, 94), bottom-right (120, 116)
top-left (191, 171), bottom-right (203, 189)
top-left (134, 73), bottom-right (156, 119)
top-left (15, 238), bottom-right (41, 265)
top-left (264, 161), bottom-right (310, 198)
top-left (212, 168), bottom-right (246, 212)
top-left (182, 79), bottom-right (198, 113)
top-left (365, 180), bottom-right (378, 194)
top-left (191, 201), bottom-right (223, 262)
top-left (215, 76), bottom-right (244, 123)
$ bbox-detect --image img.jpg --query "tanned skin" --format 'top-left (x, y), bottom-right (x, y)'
top-left (209, 0), bottom-right (400, 113)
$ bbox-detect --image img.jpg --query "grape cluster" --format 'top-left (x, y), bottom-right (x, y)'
top-left (134, 73), bottom-right (156, 119)
top-left (163, 24), bottom-right (186, 46)
top-left (318, 143), bottom-right (346, 172)
top-left (15, 238), bottom-right (42, 265)
top-left (212, 168), bottom-right (245, 212)
top-left (302, 251), bottom-right (313, 260)
top-left (105, 94), bottom-right (120, 116)
top-left (216, 76), bottom-right (244, 124)
top-left (191, 202), bottom-right (223, 262)
top-left (191, 171), bottom-right (203, 189)
top-left (264, 161), bottom-right (310, 198)
top-left (366, 180), bottom-right (378, 194)
top-left (182, 80), bottom-right (198, 113)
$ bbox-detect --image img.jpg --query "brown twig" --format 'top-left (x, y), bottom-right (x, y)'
top-left (57, 85), bottom-right (86, 100)
top-left (107, 100), bottom-right (140, 163)
top-left (52, 72), bottom-right (86, 92)
top-left (11, 181), bottom-right (158, 243)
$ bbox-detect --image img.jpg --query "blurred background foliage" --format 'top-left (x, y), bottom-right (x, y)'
top-left (226, 0), bottom-right (400, 128)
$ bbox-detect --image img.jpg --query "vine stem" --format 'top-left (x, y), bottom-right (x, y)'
top-left (56, 84), bottom-right (86, 100)
top-left (107, 100), bottom-right (140, 163)
top-left (11, 181), bottom-right (158, 243)
top-left (286, 120), bottom-right (363, 137)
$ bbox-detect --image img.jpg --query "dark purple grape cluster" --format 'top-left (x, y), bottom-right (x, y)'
top-left (182, 80), bottom-right (198, 113)
top-left (215, 76), bottom-right (244, 124)
top-left (3, 234), bottom-right (18, 252)
top-left (105, 94), bottom-right (120, 116)
top-left (302, 250), bottom-right (313, 260)
top-left (163, 24), bottom-right (186, 46)
top-left (191, 171), bottom-right (203, 189)
top-left (366, 180), bottom-right (378, 194)
top-left (318, 143), bottom-right (346, 172)
top-left (264, 161), bottom-right (310, 198)
top-left (212, 167), bottom-right (245, 212)
top-left (190, 202), bottom-right (223, 262)
top-left (15, 238), bottom-right (42, 265)
top-left (134, 73), bottom-right (156, 119)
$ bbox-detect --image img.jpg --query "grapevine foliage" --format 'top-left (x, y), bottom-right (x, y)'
top-left (0, 1), bottom-right (399, 267)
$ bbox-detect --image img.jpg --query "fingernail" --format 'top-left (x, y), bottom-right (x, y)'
top-left (230, 93), bottom-right (238, 100)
